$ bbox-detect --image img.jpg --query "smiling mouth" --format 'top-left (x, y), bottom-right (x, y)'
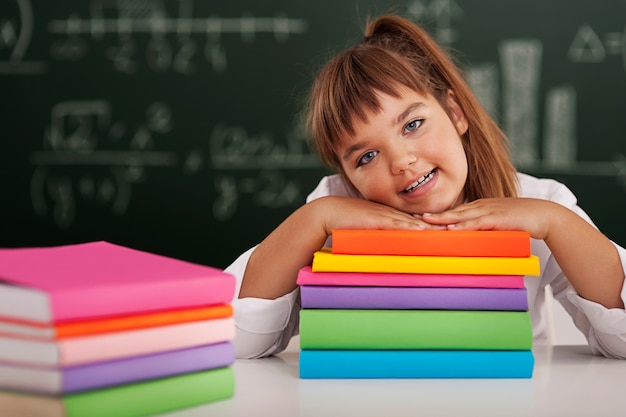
top-left (403, 169), bottom-right (437, 193)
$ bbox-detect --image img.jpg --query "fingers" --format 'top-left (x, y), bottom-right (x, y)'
top-left (368, 205), bottom-right (447, 231)
top-left (326, 200), bottom-right (420, 231)
top-left (420, 202), bottom-right (497, 230)
top-left (409, 214), bottom-right (448, 230)
top-left (381, 210), bottom-right (427, 230)
top-left (421, 207), bottom-right (475, 226)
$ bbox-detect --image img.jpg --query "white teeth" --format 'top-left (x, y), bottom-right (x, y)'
top-left (404, 170), bottom-right (435, 193)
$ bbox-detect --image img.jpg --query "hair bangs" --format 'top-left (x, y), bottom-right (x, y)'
top-left (341, 47), bottom-right (427, 129)
top-left (313, 46), bottom-right (428, 169)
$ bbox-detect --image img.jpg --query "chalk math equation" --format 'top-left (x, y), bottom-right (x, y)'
top-left (0, 0), bottom-right (316, 228)
top-left (0, 0), bottom-right (308, 75)
top-left (28, 100), bottom-right (319, 228)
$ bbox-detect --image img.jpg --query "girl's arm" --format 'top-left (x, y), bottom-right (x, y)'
top-left (422, 198), bottom-right (625, 309)
top-left (239, 196), bottom-right (430, 300)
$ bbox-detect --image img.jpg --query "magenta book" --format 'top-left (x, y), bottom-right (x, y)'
top-left (0, 241), bottom-right (235, 323)
top-left (296, 267), bottom-right (525, 288)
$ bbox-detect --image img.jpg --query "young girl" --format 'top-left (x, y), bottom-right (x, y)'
top-left (226, 15), bottom-right (626, 359)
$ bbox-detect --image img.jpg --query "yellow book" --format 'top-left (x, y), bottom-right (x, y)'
top-left (312, 248), bottom-right (540, 276)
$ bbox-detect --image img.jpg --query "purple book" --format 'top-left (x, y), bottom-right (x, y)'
top-left (300, 286), bottom-right (528, 311)
top-left (0, 341), bottom-right (234, 395)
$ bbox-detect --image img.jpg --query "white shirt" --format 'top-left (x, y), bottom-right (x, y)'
top-left (226, 172), bottom-right (626, 359)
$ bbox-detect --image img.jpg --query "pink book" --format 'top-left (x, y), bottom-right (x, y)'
top-left (0, 317), bottom-right (235, 367)
top-left (0, 241), bottom-right (235, 324)
top-left (296, 266), bottom-right (525, 288)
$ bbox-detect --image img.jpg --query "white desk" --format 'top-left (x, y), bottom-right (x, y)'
top-left (160, 338), bottom-right (626, 417)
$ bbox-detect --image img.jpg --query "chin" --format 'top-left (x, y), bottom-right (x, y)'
top-left (407, 203), bottom-right (452, 216)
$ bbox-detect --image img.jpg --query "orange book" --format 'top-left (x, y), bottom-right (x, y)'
top-left (0, 304), bottom-right (232, 340)
top-left (331, 229), bottom-right (531, 257)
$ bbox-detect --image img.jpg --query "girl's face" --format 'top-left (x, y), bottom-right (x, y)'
top-left (338, 87), bottom-right (469, 215)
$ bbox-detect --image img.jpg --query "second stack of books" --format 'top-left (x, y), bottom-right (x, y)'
top-left (0, 241), bottom-right (236, 417)
top-left (298, 230), bottom-right (540, 378)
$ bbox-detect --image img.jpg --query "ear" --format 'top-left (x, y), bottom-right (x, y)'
top-left (446, 90), bottom-right (469, 136)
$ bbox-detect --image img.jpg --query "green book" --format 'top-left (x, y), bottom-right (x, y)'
top-left (0, 367), bottom-right (234, 417)
top-left (300, 309), bottom-right (532, 350)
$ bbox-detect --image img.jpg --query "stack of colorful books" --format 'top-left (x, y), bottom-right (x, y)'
top-left (0, 241), bottom-right (236, 417)
top-left (298, 230), bottom-right (540, 378)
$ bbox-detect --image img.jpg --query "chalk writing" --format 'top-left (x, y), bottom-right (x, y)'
top-left (1, 0), bottom-right (308, 74)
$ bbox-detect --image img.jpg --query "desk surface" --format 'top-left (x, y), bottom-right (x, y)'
top-left (160, 338), bottom-right (626, 417)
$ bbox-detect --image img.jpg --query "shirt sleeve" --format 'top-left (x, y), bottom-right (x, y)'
top-left (232, 289), bottom-right (301, 359)
top-left (564, 242), bottom-right (626, 359)
top-left (524, 174), bottom-right (626, 358)
top-left (225, 175), bottom-right (343, 358)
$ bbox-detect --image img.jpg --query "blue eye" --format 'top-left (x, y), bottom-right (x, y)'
top-left (404, 119), bottom-right (423, 134)
top-left (357, 150), bottom-right (378, 166)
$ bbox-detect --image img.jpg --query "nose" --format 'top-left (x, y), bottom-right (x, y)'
top-left (391, 150), bottom-right (417, 175)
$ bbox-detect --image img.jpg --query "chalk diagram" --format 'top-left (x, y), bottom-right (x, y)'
top-left (2, 0), bottom-right (314, 227)
top-left (29, 101), bottom-right (317, 227)
top-left (43, 0), bottom-right (308, 75)
top-left (29, 100), bottom-right (178, 227)
top-left (0, 0), bottom-right (46, 73)
top-left (209, 122), bottom-right (320, 222)
top-left (409, 0), bottom-right (626, 185)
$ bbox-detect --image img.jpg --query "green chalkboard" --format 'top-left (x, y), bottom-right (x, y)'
top-left (1, 0), bottom-right (625, 268)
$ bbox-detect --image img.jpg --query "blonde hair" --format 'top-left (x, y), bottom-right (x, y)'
top-left (307, 15), bottom-right (518, 200)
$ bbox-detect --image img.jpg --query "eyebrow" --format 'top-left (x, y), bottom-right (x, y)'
top-left (342, 142), bottom-right (367, 162)
top-left (342, 101), bottom-right (427, 162)
top-left (397, 102), bottom-right (426, 125)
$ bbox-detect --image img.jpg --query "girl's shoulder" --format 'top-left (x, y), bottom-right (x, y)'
top-left (516, 172), bottom-right (578, 206)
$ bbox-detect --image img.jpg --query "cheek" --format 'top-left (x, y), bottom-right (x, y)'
top-left (453, 140), bottom-right (469, 168)
top-left (449, 143), bottom-right (469, 186)
top-left (344, 172), bottom-right (367, 194)
top-left (343, 170), bottom-right (383, 200)
top-left (340, 165), bottom-right (365, 193)
top-left (434, 134), bottom-right (467, 166)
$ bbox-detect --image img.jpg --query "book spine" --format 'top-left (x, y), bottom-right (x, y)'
top-left (52, 276), bottom-right (235, 322)
top-left (296, 267), bottom-right (526, 289)
top-left (299, 309), bottom-right (532, 350)
top-left (331, 229), bottom-right (531, 257)
top-left (57, 304), bottom-right (234, 338)
top-left (299, 349), bottom-right (534, 378)
top-left (300, 286), bottom-right (529, 311)
top-left (312, 250), bottom-right (541, 276)
top-left (63, 342), bottom-right (235, 393)
top-left (64, 367), bottom-right (235, 417)
top-left (59, 318), bottom-right (235, 366)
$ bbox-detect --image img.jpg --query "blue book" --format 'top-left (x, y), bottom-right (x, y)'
top-left (299, 349), bottom-right (534, 378)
